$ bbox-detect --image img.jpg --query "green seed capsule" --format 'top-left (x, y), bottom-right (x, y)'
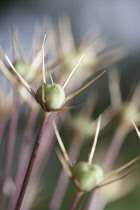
top-left (72, 161), bottom-right (103, 191)
top-left (10, 60), bottom-right (34, 81)
top-left (35, 83), bottom-right (65, 110)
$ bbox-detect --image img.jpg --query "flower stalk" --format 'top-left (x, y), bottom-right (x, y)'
top-left (0, 91), bottom-right (20, 210)
top-left (8, 107), bottom-right (37, 210)
top-left (68, 191), bottom-right (83, 210)
top-left (15, 111), bottom-right (49, 210)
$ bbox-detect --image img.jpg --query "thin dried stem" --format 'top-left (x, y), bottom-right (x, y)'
top-left (10, 27), bottom-right (24, 60)
top-left (58, 16), bottom-right (75, 54)
top-left (52, 120), bottom-right (71, 165)
top-left (102, 155), bottom-right (140, 182)
top-left (63, 53), bottom-right (85, 89)
top-left (0, 59), bottom-right (17, 84)
top-left (97, 167), bottom-right (136, 189)
top-left (65, 70), bottom-right (106, 102)
top-left (30, 32), bottom-right (51, 72)
top-left (0, 58), bottom-right (36, 108)
top-left (108, 69), bottom-right (122, 111)
top-left (88, 115), bottom-right (101, 165)
top-left (30, 24), bottom-right (42, 60)
top-left (55, 148), bottom-right (72, 178)
top-left (49, 73), bottom-right (54, 85)
top-left (132, 120), bottom-right (140, 139)
top-left (5, 55), bottom-right (35, 97)
top-left (10, 27), bottom-right (18, 60)
top-left (41, 35), bottom-right (46, 104)
top-left (42, 35), bottom-right (46, 84)
top-left (133, 84), bottom-right (140, 107)
top-left (95, 46), bottom-right (127, 70)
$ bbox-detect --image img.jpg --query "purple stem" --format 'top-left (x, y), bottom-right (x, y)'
top-left (8, 108), bottom-right (37, 210)
top-left (20, 112), bottom-right (59, 210)
top-left (15, 111), bottom-right (49, 210)
top-left (0, 91), bottom-right (20, 209)
top-left (68, 191), bottom-right (82, 210)
top-left (0, 116), bottom-right (9, 143)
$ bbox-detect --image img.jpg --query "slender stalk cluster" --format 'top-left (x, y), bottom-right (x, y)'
top-left (0, 21), bottom-right (140, 210)
top-left (2, 32), bottom-right (105, 210)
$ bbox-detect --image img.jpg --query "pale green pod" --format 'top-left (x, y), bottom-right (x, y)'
top-left (122, 103), bottom-right (139, 122)
top-left (72, 114), bottom-right (93, 138)
top-left (72, 161), bottom-right (103, 191)
top-left (35, 83), bottom-right (65, 110)
top-left (10, 60), bottom-right (34, 81)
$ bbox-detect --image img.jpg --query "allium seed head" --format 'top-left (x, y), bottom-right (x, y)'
top-left (35, 83), bottom-right (65, 110)
top-left (72, 161), bottom-right (103, 191)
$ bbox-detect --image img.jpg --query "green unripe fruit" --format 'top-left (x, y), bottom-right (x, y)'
top-left (72, 161), bottom-right (103, 191)
top-left (122, 103), bottom-right (139, 122)
top-left (72, 114), bottom-right (93, 138)
top-left (35, 83), bottom-right (65, 110)
top-left (10, 60), bottom-right (34, 81)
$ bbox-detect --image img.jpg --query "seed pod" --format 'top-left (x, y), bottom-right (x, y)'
top-left (72, 161), bottom-right (103, 191)
top-left (71, 114), bottom-right (93, 138)
top-left (35, 83), bottom-right (65, 110)
top-left (122, 103), bottom-right (139, 122)
top-left (9, 60), bottom-right (34, 81)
